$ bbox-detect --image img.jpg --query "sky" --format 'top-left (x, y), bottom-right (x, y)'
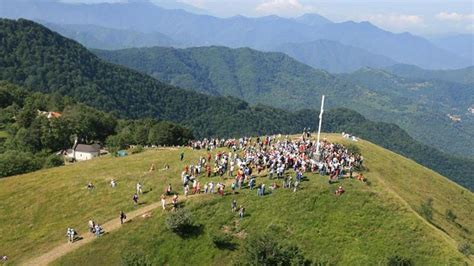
top-left (60, 0), bottom-right (474, 36)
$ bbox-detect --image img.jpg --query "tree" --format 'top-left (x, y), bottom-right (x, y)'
top-left (0, 150), bottom-right (42, 178)
top-left (165, 208), bottom-right (194, 236)
top-left (43, 154), bottom-right (65, 168)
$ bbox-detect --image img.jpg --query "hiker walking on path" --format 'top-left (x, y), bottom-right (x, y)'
top-left (66, 228), bottom-right (75, 243)
top-left (172, 194), bottom-right (179, 211)
top-left (88, 220), bottom-right (95, 233)
top-left (94, 224), bottom-right (102, 237)
top-left (120, 211), bottom-right (127, 224)
top-left (161, 194), bottom-right (167, 210)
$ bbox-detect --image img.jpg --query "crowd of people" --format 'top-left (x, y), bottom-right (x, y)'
top-left (66, 130), bottom-right (365, 244)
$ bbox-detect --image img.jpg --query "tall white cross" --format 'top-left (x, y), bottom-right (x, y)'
top-left (315, 95), bottom-right (325, 158)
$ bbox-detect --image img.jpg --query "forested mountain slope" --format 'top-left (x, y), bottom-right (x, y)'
top-left (95, 46), bottom-right (474, 158)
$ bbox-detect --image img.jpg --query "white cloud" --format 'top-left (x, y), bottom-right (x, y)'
top-left (368, 14), bottom-right (423, 27)
top-left (177, 0), bottom-right (207, 9)
top-left (255, 0), bottom-right (315, 17)
top-left (355, 14), bottom-right (425, 32)
top-left (436, 12), bottom-right (474, 22)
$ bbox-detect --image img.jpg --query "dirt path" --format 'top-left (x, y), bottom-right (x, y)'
top-left (21, 202), bottom-right (162, 266)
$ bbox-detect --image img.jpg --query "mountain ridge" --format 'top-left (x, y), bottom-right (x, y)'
top-left (0, 0), bottom-right (470, 69)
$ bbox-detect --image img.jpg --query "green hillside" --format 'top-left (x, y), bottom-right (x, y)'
top-left (94, 46), bottom-right (474, 158)
top-left (94, 45), bottom-right (350, 109)
top-left (340, 68), bottom-right (474, 158)
top-left (0, 134), bottom-right (471, 265)
top-left (386, 64), bottom-right (474, 85)
top-left (274, 39), bottom-right (397, 73)
top-left (0, 19), bottom-right (314, 138)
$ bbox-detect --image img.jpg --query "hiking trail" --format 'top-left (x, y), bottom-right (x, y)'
top-left (22, 201), bottom-right (163, 266)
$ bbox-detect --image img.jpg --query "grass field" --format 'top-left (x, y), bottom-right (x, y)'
top-left (0, 134), bottom-right (472, 265)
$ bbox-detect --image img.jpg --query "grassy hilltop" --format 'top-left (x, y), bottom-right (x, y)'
top-left (0, 134), bottom-right (472, 265)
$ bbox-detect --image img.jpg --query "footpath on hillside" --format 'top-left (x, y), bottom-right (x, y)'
top-left (22, 202), bottom-right (163, 266)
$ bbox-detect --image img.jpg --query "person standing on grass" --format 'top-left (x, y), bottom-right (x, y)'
top-left (133, 193), bottom-right (139, 205)
top-left (120, 211), bottom-right (127, 224)
top-left (180, 152), bottom-right (184, 161)
top-left (67, 228), bottom-right (73, 243)
top-left (231, 181), bottom-right (236, 194)
top-left (136, 182), bottom-right (143, 194)
top-left (231, 199), bottom-right (237, 212)
top-left (239, 205), bottom-right (245, 219)
top-left (166, 183), bottom-right (172, 195)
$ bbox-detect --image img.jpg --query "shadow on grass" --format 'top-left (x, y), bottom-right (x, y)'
top-left (177, 224), bottom-right (204, 239)
top-left (214, 241), bottom-right (238, 251)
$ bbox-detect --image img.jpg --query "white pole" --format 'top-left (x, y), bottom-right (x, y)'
top-left (315, 95), bottom-right (325, 158)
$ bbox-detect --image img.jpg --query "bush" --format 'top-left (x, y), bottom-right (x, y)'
top-left (209, 230), bottom-right (234, 249)
top-left (238, 232), bottom-right (311, 265)
top-left (43, 154), bottom-right (64, 168)
top-left (130, 145), bottom-right (144, 154)
top-left (417, 198), bottom-right (433, 222)
top-left (445, 209), bottom-right (457, 223)
top-left (458, 242), bottom-right (471, 256)
top-left (165, 209), bottom-right (194, 235)
top-left (121, 252), bottom-right (152, 266)
top-left (386, 255), bottom-right (412, 266)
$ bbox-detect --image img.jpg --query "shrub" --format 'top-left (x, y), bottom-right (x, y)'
top-left (43, 154), bottom-right (64, 168)
top-left (386, 255), bottom-right (412, 266)
top-left (445, 209), bottom-right (457, 223)
top-left (417, 198), bottom-right (433, 222)
top-left (130, 145), bottom-right (144, 154)
top-left (458, 242), bottom-right (471, 256)
top-left (209, 230), bottom-right (234, 249)
top-left (121, 252), bottom-right (152, 266)
top-left (165, 209), bottom-right (194, 235)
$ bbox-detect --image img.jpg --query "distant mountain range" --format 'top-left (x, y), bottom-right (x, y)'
top-left (274, 40), bottom-right (397, 73)
top-left (430, 34), bottom-right (474, 63)
top-left (0, 0), bottom-right (471, 71)
top-left (44, 23), bottom-right (180, 50)
top-left (94, 46), bottom-right (474, 157)
top-left (386, 64), bottom-right (474, 85)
